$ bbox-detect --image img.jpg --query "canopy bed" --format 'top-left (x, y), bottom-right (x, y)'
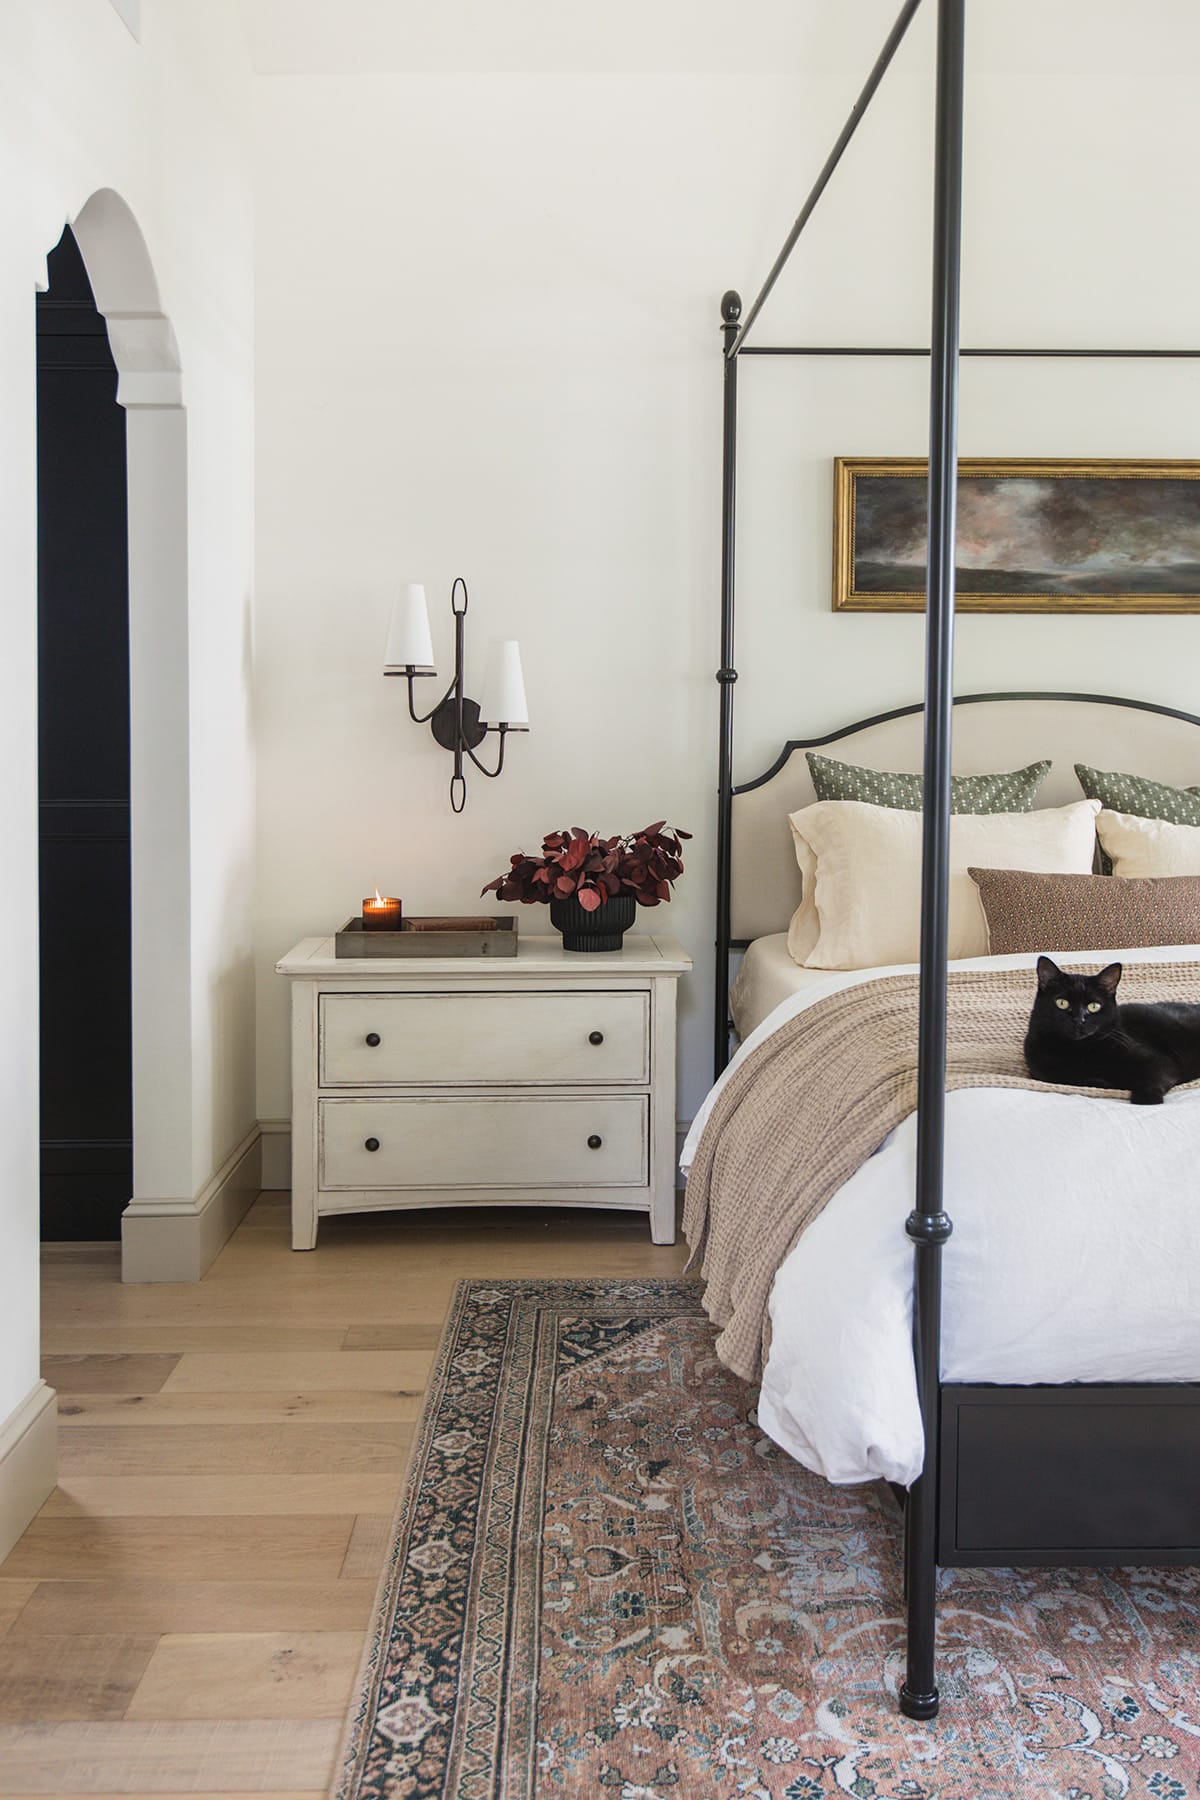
top-left (699, 0), bottom-right (1200, 1721)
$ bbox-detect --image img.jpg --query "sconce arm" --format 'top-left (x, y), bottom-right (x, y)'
top-left (465, 725), bottom-right (509, 778)
top-left (406, 672), bottom-right (457, 726)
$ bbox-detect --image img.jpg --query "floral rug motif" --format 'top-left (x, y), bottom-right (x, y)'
top-left (333, 1278), bottom-right (1200, 1800)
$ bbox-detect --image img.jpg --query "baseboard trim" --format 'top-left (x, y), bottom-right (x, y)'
top-left (0, 1381), bottom-right (57, 1563)
top-left (258, 1117), bottom-right (291, 1191)
top-left (122, 1123), bottom-right (262, 1282)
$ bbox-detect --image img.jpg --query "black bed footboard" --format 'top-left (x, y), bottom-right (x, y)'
top-left (937, 1383), bottom-right (1200, 1568)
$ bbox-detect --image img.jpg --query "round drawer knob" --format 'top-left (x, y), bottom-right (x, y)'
top-left (588, 1030), bottom-right (604, 1046)
top-left (365, 1032), bottom-right (381, 1047)
top-left (587, 1134), bottom-right (603, 1150)
top-left (364, 1137), bottom-right (380, 1152)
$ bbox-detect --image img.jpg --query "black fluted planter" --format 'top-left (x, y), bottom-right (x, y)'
top-left (549, 892), bottom-right (637, 952)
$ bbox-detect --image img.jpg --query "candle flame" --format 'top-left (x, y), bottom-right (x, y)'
top-left (374, 886), bottom-right (383, 904)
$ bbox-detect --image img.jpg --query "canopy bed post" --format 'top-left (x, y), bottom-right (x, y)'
top-left (714, 0), bottom-right (923, 1080)
top-left (901, 0), bottom-right (965, 1723)
top-left (714, 291), bottom-right (742, 1078)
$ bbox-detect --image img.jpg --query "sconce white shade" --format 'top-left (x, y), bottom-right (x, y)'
top-left (479, 639), bottom-right (530, 728)
top-left (384, 583), bottom-right (436, 675)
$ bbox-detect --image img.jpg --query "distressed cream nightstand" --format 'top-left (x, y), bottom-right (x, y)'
top-left (276, 932), bottom-right (692, 1250)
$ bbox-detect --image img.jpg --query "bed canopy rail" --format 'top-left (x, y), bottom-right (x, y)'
top-left (741, 344), bottom-right (1200, 359)
top-left (713, 0), bottom-right (1200, 1724)
top-left (724, 0), bottom-right (924, 361)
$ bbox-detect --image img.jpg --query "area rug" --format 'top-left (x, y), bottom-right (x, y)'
top-left (332, 1277), bottom-right (1200, 1800)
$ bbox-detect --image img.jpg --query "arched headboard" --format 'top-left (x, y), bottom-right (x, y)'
top-left (730, 692), bottom-right (1200, 946)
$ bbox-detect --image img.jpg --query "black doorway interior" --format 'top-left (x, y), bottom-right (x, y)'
top-left (37, 226), bottom-right (133, 1241)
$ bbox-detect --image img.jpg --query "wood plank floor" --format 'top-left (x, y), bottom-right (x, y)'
top-left (0, 1194), bottom-right (686, 1796)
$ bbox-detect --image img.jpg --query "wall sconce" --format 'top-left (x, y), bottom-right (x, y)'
top-left (384, 578), bottom-right (529, 813)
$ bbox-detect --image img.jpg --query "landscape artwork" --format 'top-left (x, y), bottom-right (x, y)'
top-left (833, 457), bottom-right (1200, 612)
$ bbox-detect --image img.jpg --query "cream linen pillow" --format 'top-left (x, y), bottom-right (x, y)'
top-left (786, 797), bottom-right (1101, 971)
top-left (785, 829), bottom-right (821, 965)
top-left (1097, 807), bottom-right (1200, 877)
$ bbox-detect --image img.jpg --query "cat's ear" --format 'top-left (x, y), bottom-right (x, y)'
top-left (1036, 955), bottom-right (1061, 990)
top-left (1096, 962), bottom-right (1123, 995)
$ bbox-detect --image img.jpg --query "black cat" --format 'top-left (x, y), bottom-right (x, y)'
top-left (1024, 955), bottom-right (1200, 1105)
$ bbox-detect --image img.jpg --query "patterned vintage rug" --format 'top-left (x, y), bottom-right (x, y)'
top-left (333, 1278), bottom-right (1200, 1800)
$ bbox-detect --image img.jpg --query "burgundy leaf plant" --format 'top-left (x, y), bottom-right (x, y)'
top-left (482, 823), bottom-right (691, 913)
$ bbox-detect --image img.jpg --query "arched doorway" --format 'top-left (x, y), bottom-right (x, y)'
top-left (38, 189), bottom-right (194, 1274)
top-left (36, 225), bottom-right (131, 1238)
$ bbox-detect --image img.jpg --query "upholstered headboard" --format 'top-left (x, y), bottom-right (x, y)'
top-left (730, 692), bottom-right (1200, 945)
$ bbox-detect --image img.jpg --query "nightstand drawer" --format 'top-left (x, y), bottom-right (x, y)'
top-left (319, 1094), bottom-right (649, 1190)
top-left (319, 990), bottom-right (649, 1087)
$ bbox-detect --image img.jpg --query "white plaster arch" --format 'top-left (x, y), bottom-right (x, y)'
top-left (71, 189), bottom-right (183, 408)
top-left (41, 189), bottom-right (195, 1259)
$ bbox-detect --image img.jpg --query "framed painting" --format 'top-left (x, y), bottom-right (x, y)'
top-left (832, 457), bottom-right (1200, 613)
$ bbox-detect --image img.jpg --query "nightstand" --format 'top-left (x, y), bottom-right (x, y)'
top-left (275, 932), bottom-right (692, 1249)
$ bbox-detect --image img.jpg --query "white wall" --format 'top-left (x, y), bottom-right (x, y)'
top-left (0, 0), bottom-right (255, 1425)
top-left (252, 0), bottom-right (1200, 1128)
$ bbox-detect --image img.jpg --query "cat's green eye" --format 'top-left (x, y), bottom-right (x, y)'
top-left (1086, 1001), bottom-right (1102, 1013)
top-left (1055, 997), bottom-right (1069, 1010)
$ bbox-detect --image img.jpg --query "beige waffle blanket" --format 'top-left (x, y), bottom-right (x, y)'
top-left (683, 959), bottom-right (1200, 1384)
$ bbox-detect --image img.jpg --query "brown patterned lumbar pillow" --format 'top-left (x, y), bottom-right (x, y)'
top-left (968, 866), bottom-right (1200, 956)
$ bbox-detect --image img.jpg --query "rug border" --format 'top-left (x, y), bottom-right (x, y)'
top-left (328, 1275), bottom-right (477, 1800)
top-left (325, 1275), bottom-right (703, 1800)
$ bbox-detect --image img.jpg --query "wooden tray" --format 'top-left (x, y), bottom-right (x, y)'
top-left (334, 916), bottom-right (518, 958)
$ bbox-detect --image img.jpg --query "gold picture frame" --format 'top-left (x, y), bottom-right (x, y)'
top-left (832, 456), bottom-right (1200, 613)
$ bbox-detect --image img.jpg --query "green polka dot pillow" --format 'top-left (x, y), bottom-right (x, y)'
top-left (806, 751), bottom-right (1051, 813)
top-left (1074, 762), bottom-right (1200, 827)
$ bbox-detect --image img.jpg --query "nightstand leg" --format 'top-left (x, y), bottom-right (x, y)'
top-left (291, 1193), bottom-right (318, 1251)
top-left (290, 980), bottom-right (319, 1251)
top-left (650, 973), bottom-right (679, 1244)
top-left (649, 1187), bottom-right (677, 1246)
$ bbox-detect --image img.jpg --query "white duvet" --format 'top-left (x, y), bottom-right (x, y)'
top-left (681, 945), bottom-right (1200, 1489)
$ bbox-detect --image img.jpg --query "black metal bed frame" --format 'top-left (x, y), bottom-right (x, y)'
top-left (714, 0), bottom-right (1200, 1719)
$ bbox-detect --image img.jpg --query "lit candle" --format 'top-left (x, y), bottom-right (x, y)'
top-left (362, 888), bottom-right (402, 931)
